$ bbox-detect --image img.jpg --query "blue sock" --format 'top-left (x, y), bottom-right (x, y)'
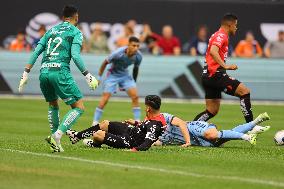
top-left (132, 107), bottom-right (141, 121)
top-left (232, 122), bottom-right (255, 134)
top-left (218, 130), bottom-right (244, 140)
top-left (93, 107), bottom-right (103, 122)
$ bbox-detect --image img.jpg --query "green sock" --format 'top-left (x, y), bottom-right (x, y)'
top-left (58, 108), bottom-right (84, 133)
top-left (48, 106), bottom-right (59, 134)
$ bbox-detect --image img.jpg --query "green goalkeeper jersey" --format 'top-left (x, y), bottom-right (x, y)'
top-left (28, 21), bottom-right (86, 73)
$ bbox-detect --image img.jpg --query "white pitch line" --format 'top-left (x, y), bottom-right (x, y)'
top-left (1, 148), bottom-right (284, 188)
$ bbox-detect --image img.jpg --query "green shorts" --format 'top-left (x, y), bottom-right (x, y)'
top-left (39, 70), bottom-right (83, 105)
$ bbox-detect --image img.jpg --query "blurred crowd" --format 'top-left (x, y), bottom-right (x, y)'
top-left (4, 19), bottom-right (284, 58)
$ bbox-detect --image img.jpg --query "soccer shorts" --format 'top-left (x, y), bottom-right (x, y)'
top-left (103, 74), bottom-right (136, 94)
top-left (188, 121), bottom-right (217, 147)
top-left (202, 72), bottom-right (241, 99)
top-left (103, 122), bottom-right (135, 149)
top-left (39, 70), bottom-right (83, 105)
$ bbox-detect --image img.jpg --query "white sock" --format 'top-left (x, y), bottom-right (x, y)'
top-left (241, 134), bottom-right (250, 141)
top-left (251, 125), bottom-right (265, 132)
top-left (52, 130), bottom-right (63, 144)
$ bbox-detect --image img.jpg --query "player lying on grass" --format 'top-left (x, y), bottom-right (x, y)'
top-left (153, 112), bottom-right (270, 147)
top-left (66, 95), bottom-right (190, 151)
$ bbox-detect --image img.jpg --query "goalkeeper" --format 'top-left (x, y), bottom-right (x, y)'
top-left (18, 5), bottom-right (98, 152)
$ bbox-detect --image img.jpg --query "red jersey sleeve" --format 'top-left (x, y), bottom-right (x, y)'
top-left (211, 33), bottom-right (227, 49)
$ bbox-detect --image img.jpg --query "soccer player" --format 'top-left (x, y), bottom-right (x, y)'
top-left (154, 112), bottom-right (270, 147)
top-left (67, 95), bottom-right (191, 151)
top-left (193, 13), bottom-right (259, 126)
top-left (18, 5), bottom-right (98, 152)
top-left (92, 37), bottom-right (142, 126)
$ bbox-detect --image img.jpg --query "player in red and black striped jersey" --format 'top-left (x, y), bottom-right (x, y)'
top-left (67, 95), bottom-right (190, 151)
top-left (194, 13), bottom-right (254, 124)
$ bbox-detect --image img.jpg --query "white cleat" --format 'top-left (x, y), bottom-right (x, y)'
top-left (66, 130), bottom-right (80, 144)
top-left (83, 139), bottom-right (102, 148)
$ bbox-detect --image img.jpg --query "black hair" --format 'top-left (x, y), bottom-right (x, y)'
top-left (62, 5), bottom-right (78, 18)
top-left (221, 13), bottom-right (238, 24)
top-left (145, 95), bottom-right (161, 110)
top-left (129, 36), bottom-right (140, 43)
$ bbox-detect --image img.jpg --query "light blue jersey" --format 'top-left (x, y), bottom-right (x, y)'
top-left (106, 46), bottom-right (142, 76)
top-left (160, 113), bottom-right (217, 147)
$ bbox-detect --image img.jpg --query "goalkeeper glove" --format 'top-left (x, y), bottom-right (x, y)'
top-left (18, 70), bottom-right (29, 93)
top-left (85, 73), bottom-right (99, 90)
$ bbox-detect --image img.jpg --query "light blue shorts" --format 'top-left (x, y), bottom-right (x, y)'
top-left (188, 121), bottom-right (217, 147)
top-left (103, 74), bottom-right (136, 94)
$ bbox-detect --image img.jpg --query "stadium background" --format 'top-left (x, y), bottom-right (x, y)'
top-left (1, 0), bottom-right (284, 100)
top-left (1, 0), bottom-right (284, 46)
top-left (0, 1), bottom-right (284, 189)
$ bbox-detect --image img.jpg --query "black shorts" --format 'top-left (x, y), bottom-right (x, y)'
top-left (202, 72), bottom-right (241, 99)
top-left (103, 122), bottom-right (134, 149)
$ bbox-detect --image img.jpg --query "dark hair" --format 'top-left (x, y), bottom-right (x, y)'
top-left (62, 5), bottom-right (78, 18)
top-left (129, 36), bottom-right (140, 43)
top-left (145, 95), bottom-right (161, 110)
top-left (221, 13), bottom-right (238, 24)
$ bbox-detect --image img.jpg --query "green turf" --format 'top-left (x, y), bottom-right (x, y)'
top-left (0, 98), bottom-right (283, 189)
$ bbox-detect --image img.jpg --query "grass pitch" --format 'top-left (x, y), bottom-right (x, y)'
top-left (0, 98), bottom-right (283, 189)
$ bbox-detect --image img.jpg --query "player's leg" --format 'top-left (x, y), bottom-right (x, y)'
top-left (39, 73), bottom-right (60, 135)
top-left (231, 112), bottom-right (270, 134)
top-left (194, 75), bottom-right (221, 121)
top-left (92, 75), bottom-right (117, 125)
top-left (50, 71), bottom-right (85, 152)
top-left (93, 131), bottom-right (132, 149)
top-left (234, 83), bottom-right (253, 123)
top-left (126, 88), bottom-right (141, 121)
top-left (194, 99), bottom-right (220, 121)
top-left (122, 75), bottom-right (141, 121)
top-left (48, 100), bottom-right (60, 134)
top-left (202, 127), bottom-right (257, 146)
top-left (92, 92), bottom-right (112, 125)
top-left (221, 74), bottom-right (253, 123)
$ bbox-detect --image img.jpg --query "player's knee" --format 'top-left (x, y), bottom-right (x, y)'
top-left (99, 120), bottom-right (110, 131)
top-left (236, 84), bottom-right (250, 96)
top-left (93, 130), bottom-right (105, 142)
top-left (207, 108), bottom-right (218, 116)
top-left (204, 129), bottom-right (218, 141)
top-left (131, 95), bottom-right (139, 102)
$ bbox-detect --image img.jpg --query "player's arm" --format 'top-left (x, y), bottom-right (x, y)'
top-left (71, 32), bottom-right (98, 90)
top-left (132, 55), bottom-right (142, 82)
top-left (97, 59), bottom-right (110, 83)
top-left (18, 38), bottom-right (46, 92)
top-left (171, 117), bottom-right (191, 147)
top-left (210, 45), bottom-right (237, 70)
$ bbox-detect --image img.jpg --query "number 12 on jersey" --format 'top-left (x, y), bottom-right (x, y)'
top-left (47, 37), bottom-right (63, 56)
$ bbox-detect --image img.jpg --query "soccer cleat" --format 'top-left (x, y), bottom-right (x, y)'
top-left (66, 130), bottom-right (80, 144)
top-left (248, 134), bottom-right (257, 145)
top-left (45, 136), bottom-right (61, 152)
top-left (254, 112), bottom-right (270, 125)
top-left (248, 125), bottom-right (271, 134)
top-left (83, 139), bottom-right (102, 148)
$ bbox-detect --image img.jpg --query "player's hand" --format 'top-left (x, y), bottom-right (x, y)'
top-left (124, 119), bottom-right (136, 125)
top-left (18, 71), bottom-right (29, 93)
top-left (225, 64), bottom-right (238, 70)
top-left (181, 142), bottom-right (191, 148)
top-left (85, 73), bottom-right (99, 90)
